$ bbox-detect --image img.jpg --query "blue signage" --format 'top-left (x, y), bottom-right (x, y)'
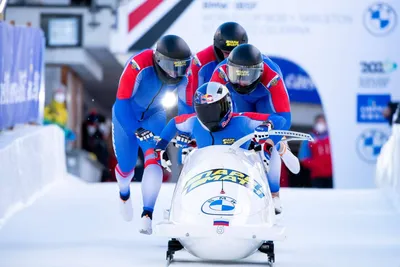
top-left (0, 22), bottom-right (45, 130)
top-left (269, 56), bottom-right (321, 104)
top-left (357, 94), bottom-right (391, 123)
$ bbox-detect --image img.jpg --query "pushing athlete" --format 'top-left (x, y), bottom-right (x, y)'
top-left (112, 35), bottom-right (192, 234)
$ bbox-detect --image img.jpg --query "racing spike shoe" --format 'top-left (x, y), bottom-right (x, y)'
top-left (119, 191), bottom-right (133, 222)
top-left (277, 141), bottom-right (300, 174)
top-left (139, 210), bottom-right (153, 235)
top-left (272, 195), bottom-right (282, 215)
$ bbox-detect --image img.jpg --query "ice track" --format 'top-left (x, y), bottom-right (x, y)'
top-left (1, 175), bottom-right (400, 267)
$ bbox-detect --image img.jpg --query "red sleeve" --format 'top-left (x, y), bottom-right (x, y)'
top-left (116, 50), bottom-right (153, 100)
top-left (209, 65), bottom-right (229, 85)
top-left (238, 112), bottom-right (269, 121)
top-left (116, 64), bottom-right (140, 100)
top-left (262, 63), bottom-right (291, 113)
top-left (269, 78), bottom-right (291, 113)
top-left (175, 113), bottom-right (196, 124)
top-left (186, 47), bottom-right (217, 106)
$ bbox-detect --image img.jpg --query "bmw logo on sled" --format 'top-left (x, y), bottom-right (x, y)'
top-left (154, 131), bottom-right (314, 265)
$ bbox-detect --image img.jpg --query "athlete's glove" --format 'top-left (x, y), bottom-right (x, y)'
top-left (181, 140), bottom-right (197, 163)
top-left (253, 121), bottom-right (273, 144)
top-left (135, 127), bottom-right (154, 141)
top-left (155, 149), bottom-right (172, 172)
top-left (171, 133), bottom-right (192, 148)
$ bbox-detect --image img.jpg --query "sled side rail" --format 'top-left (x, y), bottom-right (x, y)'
top-left (231, 131), bottom-right (314, 151)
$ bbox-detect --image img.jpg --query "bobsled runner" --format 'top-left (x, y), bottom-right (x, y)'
top-left (154, 130), bottom-right (314, 266)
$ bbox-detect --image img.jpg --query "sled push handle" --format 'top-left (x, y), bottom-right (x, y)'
top-left (230, 130), bottom-right (314, 151)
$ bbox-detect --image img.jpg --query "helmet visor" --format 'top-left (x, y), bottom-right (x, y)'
top-left (194, 94), bottom-right (232, 132)
top-left (227, 61), bottom-right (263, 87)
top-left (155, 51), bottom-right (191, 78)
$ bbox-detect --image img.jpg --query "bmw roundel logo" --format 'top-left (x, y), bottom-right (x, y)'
top-left (356, 129), bottom-right (389, 163)
top-left (209, 198), bottom-right (235, 211)
top-left (201, 196), bottom-right (239, 216)
top-left (364, 3), bottom-right (397, 36)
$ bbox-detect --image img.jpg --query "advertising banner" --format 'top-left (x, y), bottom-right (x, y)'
top-left (115, 0), bottom-right (399, 188)
top-left (356, 94), bottom-right (391, 123)
top-left (0, 22), bottom-right (45, 130)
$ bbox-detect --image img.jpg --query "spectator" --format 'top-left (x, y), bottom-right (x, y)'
top-left (383, 101), bottom-right (400, 126)
top-left (81, 110), bottom-right (111, 181)
top-left (44, 88), bottom-right (68, 128)
top-left (43, 88), bottom-right (75, 146)
top-left (298, 114), bottom-right (333, 188)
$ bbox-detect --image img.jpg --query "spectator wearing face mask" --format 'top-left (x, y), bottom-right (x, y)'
top-left (298, 114), bottom-right (333, 188)
top-left (82, 110), bottom-right (105, 154)
top-left (81, 111), bottom-right (114, 181)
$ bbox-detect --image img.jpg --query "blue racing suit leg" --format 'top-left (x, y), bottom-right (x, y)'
top-left (266, 146), bottom-right (281, 194)
top-left (255, 97), bottom-right (289, 195)
top-left (138, 110), bottom-right (167, 214)
top-left (112, 100), bottom-right (140, 196)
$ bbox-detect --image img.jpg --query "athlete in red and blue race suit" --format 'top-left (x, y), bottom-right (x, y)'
top-left (209, 44), bottom-right (291, 146)
top-left (112, 35), bottom-right (193, 234)
top-left (152, 82), bottom-right (286, 214)
top-left (184, 22), bottom-right (248, 108)
top-left (202, 44), bottom-right (292, 211)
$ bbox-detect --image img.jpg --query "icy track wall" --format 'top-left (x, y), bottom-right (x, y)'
top-left (0, 125), bottom-right (66, 227)
top-left (376, 123), bottom-right (400, 211)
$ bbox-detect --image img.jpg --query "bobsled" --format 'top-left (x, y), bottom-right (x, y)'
top-left (154, 130), bottom-right (313, 265)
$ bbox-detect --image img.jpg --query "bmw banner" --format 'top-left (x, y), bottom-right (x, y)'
top-left (269, 56), bottom-right (321, 104)
top-left (0, 22), bottom-right (45, 130)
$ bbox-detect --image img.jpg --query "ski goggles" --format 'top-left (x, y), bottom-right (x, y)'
top-left (154, 51), bottom-right (192, 78)
top-left (226, 61), bottom-right (263, 87)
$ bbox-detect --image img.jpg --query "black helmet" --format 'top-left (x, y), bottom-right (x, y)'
top-left (227, 44), bottom-right (263, 94)
top-left (213, 22), bottom-right (248, 63)
top-left (153, 35), bottom-right (192, 84)
top-left (194, 82), bottom-right (233, 132)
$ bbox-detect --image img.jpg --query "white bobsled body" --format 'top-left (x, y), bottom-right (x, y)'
top-left (155, 144), bottom-right (286, 261)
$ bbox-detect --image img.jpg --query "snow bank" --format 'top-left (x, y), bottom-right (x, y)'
top-left (0, 125), bottom-right (66, 227)
top-left (376, 124), bottom-right (400, 211)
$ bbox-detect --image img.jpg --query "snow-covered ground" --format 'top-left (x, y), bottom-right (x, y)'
top-left (1, 175), bottom-right (399, 267)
